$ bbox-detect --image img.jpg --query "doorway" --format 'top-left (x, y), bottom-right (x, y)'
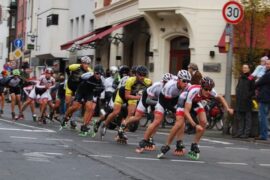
top-left (169, 36), bottom-right (190, 75)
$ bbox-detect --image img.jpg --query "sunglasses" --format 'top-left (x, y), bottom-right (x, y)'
top-left (181, 79), bottom-right (190, 83)
top-left (203, 87), bottom-right (212, 92)
top-left (95, 72), bottom-right (101, 75)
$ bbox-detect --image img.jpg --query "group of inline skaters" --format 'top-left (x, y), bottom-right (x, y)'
top-left (0, 56), bottom-right (234, 160)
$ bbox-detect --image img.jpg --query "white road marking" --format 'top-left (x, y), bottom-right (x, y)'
top-left (225, 147), bottom-right (249, 150)
top-left (0, 118), bottom-right (55, 133)
top-left (156, 132), bottom-right (169, 136)
top-left (217, 162), bottom-right (248, 166)
top-left (199, 145), bottom-right (215, 149)
top-left (10, 136), bottom-right (37, 140)
top-left (0, 127), bottom-right (52, 133)
top-left (259, 164), bottom-right (270, 167)
top-left (202, 138), bottom-right (233, 145)
top-left (46, 138), bottom-right (73, 142)
top-left (56, 144), bottom-right (69, 148)
top-left (88, 155), bottom-right (112, 158)
top-left (125, 157), bottom-right (160, 161)
top-left (23, 152), bottom-right (63, 163)
top-left (260, 149), bottom-right (270, 152)
top-left (171, 159), bottom-right (205, 164)
top-left (82, 140), bottom-right (108, 144)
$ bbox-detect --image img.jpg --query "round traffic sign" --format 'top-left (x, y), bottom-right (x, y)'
top-left (222, 1), bottom-right (244, 24)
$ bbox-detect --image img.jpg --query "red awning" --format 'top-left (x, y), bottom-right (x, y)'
top-left (79, 19), bottom-right (138, 46)
top-left (217, 20), bottom-right (270, 53)
top-left (60, 31), bottom-right (97, 50)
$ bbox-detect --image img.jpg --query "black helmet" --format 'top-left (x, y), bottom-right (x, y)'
top-left (94, 64), bottom-right (104, 74)
top-left (136, 65), bottom-right (148, 76)
top-left (131, 65), bottom-right (137, 74)
top-left (201, 76), bottom-right (215, 89)
top-left (119, 65), bottom-right (130, 77)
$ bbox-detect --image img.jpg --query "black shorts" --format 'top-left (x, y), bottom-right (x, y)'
top-left (9, 87), bottom-right (21, 95)
top-left (74, 84), bottom-right (95, 103)
top-left (159, 93), bottom-right (178, 113)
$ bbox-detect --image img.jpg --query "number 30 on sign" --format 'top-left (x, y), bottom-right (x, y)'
top-left (222, 1), bottom-right (244, 24)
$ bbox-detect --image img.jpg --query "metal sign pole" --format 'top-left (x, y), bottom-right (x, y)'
top-left (224, 24), bottom-right (233, 105)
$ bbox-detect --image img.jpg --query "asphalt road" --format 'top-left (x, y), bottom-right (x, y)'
top-left (0, 111), bottom-right (269, 180)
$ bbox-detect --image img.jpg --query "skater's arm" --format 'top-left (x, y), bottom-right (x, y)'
top-left (215, 95), bottom-right (234, 115)
top-left (184, 102), bottom-right (197, 127)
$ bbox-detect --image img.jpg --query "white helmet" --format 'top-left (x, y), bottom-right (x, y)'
top-left (110, 66), bottom-right (118, 74)
top-left (80, 56), bottom-right (91, 64)
top-left (177, 70), bottom-right (191, 81)
top-left (162, 73), bottom-right (172, 82)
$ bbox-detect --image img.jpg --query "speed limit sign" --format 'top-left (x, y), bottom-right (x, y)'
top-left (222, 1), bottom-right (244, 24)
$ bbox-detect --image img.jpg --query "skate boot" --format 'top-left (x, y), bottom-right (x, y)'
top-left (157, 145), bottom-right (170, 159)
top-left (135, 139), bottom-right (151, 153)
top-left (70, 121), bottom-right (77, 130)
top-left (100, 122), bottom-right (107, 140)
top-left (145, 137), bottom-right (156, 151)
top-left (79, 125), bottom-right (90, 137)
top-left (15, 113), bottom-right (24, 120)
top-left (38, 116), bottom-right (46, 124)
top-left (173, 140), bottom-right (186, 156)
top-left (115, 126), bottom-right (128, 144)
top-left (11, 112), bottom-right (16, 120)
top-left (49, 111), bottom-right (54, 121)
top-left (187, 143), bottom-right (200, 160)
top-left (92, 119), bottom-right (101, 133)
top-left (59, 116), bottom-right (69, 130)
top-left (32, 114), bottom-right (37, 122)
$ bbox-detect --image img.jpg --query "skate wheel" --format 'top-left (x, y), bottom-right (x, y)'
top-left (173, 149), bottom-right (186, 156)
top-left (157, 153), bottom-right (165, 159)
top-left (135, 147), bottom-right (144, 153)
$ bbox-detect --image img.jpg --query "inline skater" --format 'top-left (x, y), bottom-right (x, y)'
top-left (99, 65), bottom-right (152, 140)
top-left (158, 77), bottom-right (233, 160)
top-left (6, 69), bottom-right (24, 120)
top-left (136, 70), bottom-right (191, 153)
top-left (92, 65), bottom-right (130, 135)
top-left (61, 65), bottom-right (105, 136)
top-left (116, 73), bottom-right (173, 144)
top-left (65, 56), bottom-right (92, 128)
top-left (0, 70), bottom-right (8, 115)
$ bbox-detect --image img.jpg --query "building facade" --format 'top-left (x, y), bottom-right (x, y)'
top-left (0, 0), bottom-right (13, 70)
top-left (92, 0), bottom-right (230, 93)
top-left (62, 0), bottom-right (96, 65)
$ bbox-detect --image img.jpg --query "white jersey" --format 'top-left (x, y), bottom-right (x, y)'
top-left (104, 76), bottom-right (115, 93)
top-left (185, 86), bottom-right (217, 104)
top-left (147, 81), bottom-right (164, 100)
top-left (161, 79), bottom-right (187, 99)
top-left (36, 75), bottom-right (55, 89)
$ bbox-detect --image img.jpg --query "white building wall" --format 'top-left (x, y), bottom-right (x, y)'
top-left (94, 0), bottom-right (234, 94)
top-left (35, 0), bottom-right (69, 58)
top-left (0, 0), bottom-right (10, 70)
top-left (67, 0), bottom-right (95, 61)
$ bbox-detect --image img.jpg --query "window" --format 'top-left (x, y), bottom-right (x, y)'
top-left (47, 14), bottom-right (59, 26)
top-left (89, 19), bottom-right (94, 31)
top-left (70, 19), bottom-right (74, 38)
top-left (11, 16), bottom-right (16, 29)
top-left (81, 15), bottom-right (85, 35)
top-left (75, 17), bottom-right (79, 36)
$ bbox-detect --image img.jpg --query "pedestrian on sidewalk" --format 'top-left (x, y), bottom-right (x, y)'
top-left (255, 60), bottom-right (270, 140)
top-left (233, 64), bottom-right (255, 138)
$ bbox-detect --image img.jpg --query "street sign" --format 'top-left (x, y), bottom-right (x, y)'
top-left (222, 1), bottom-right (244, 24)
top-left (14, 38), bottom-right (23, 48)
top-left (13, 49), bottom-right (23, 59)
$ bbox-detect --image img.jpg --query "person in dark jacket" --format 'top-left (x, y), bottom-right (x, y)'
top-left (234, 64), bottom-right (255, 138)
top-left (255, 60), bottom-right (270, 140)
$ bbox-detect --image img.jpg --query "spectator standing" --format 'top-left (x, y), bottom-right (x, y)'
top-left (255, 60), bottom-right (270, 140)
top-left (234, 64), bottom-right (255, 138)
top-left (188, 63), bottom-right (202, 85)
top-left (249, 56), bottom-right (268, 81)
